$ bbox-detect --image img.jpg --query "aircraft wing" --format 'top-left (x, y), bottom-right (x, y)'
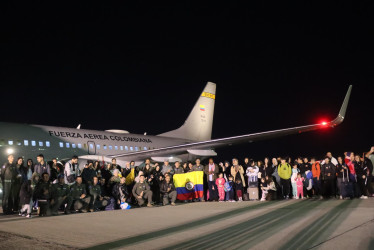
top-left (108, 85), bottom-right (352, 161)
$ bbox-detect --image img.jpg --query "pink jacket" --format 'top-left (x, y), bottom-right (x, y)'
top-left (216, 178), bottom-right (225, 188)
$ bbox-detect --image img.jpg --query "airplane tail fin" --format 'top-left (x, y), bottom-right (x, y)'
top-left (158, 82), bottom-right (216, 141)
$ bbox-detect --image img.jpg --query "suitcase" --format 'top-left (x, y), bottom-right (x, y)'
top-left (341, 169), bottom-right (354, 199)
top-left (247, 187), bottom-right (259, 200)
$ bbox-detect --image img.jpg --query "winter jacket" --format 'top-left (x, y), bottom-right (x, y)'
top-left (160, 181), bottom-right (176, 194)
top-left (231, 165), bottom-right (246, 187)
top-left (204, 164), bottom-right (219, 182)
top-left (19, 180), bottom-right (32, 205)
top-left (311, 162), bottom-right (321, 179)
top-left (321, 163), bottom-right (336, 180)
top-left (34, 162), bottom-right (51, 177)
top-left (278, 163), bottom-right (292, 180)
top-left (112, 183), bottom-right (129, 201)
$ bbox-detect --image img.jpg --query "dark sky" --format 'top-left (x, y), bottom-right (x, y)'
top-left (1, 2), bottom-right (373, 162)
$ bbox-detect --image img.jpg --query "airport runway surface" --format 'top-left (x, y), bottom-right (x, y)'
top-left (0, 199), bottom-right (373, 249)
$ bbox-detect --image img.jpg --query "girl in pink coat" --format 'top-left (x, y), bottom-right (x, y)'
top-left (295, 173), bottom-right (305, 199)
top-left (216, 173), bottom-right (226, 201)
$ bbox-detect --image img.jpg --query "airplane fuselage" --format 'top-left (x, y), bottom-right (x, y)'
top-left (0, 122), bottom-right (192, 166)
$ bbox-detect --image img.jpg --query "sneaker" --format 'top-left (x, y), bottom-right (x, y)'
top-left (26, 214), bottom-right (32, 218)
top-left (360, 195), bottom-right (368, 200)
top-left (147, 203), bottom-right (153, 207)
top-left (296, 197), bottom-right (299, 200)
top-left (171, 202), bottom-right (176, 206)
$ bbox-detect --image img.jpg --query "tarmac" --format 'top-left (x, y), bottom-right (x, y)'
top-left (0, 198), bottom-right (373, 250)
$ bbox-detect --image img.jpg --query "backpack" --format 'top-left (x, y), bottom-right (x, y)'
top-left (224, 182), bottom-right (232, 192)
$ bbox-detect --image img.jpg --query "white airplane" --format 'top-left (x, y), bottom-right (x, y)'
top-left (0, 82), bottom-right (352, 168)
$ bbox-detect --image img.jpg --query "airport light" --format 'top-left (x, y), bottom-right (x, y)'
top-left (6, 148), bottom-right (14, 154)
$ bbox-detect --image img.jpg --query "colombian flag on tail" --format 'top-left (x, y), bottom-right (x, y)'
top-left (173, 171), bottom-right (204, 200)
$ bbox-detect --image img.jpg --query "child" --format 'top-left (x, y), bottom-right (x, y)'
top-left (235, 179), bottom-right (243, 201)
top-left (291, 163), bottom-right (299, 199)
top-left (216, 173), bottom-right (226, 202)
top-left (225, 176), bottom-right (235, 202)
top-left (19, 180), bottom-right (33, 218)
top-left (295, 173), bottom-right (305, 199)
top-left (260, 177), bottom-right (269, 201)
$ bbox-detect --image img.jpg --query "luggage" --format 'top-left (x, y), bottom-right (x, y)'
top-left (247, 187), bottom-right (259, 200)
top-left (341, 169), bottom-right (354, 199)
top-left (242, 193), bottom-right (250, 201)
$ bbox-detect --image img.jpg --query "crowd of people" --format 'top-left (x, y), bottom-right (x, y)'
top-left (1, 146), bottom-right (373, 218)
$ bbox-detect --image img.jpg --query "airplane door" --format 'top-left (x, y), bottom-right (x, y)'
top-left (88, 141), bottom-right (96, 155)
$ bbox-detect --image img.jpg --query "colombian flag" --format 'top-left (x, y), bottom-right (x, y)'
top-left (199, 105), bottom-right (205, 111)
top-left (173, 171), bottom-right (204, 200)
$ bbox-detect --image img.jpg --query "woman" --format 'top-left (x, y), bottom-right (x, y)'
top-left (152, 165), bottom-right (163, 204)
top-left (264, 157), bottom-right (273, 178)
top-left (230, 158), bottom-right (246, 188)
top-left (336, 156), bottom-right (348, 199)
top-left (27, 159), bottom-right (34, 173)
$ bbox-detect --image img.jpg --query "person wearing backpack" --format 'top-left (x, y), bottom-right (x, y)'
top-left (64, 156), bottom-right (80, 186)
top-left (278, 158), bottom-right (292, 199)
top-left (311, 158), bottom-right (322, 199)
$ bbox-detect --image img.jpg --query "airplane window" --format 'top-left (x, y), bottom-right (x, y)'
top-left (130, 146), bottom-right (133, 151)
top-left (8, 140), bottom-right (13, 145)
top-left (135, 146), bottom-right (139, 151)
top-left (39, 141), bottom-right (43, 147)
top-left (78, 144), bottom-right (82, 148)
top-left (24, 140), bottom-right (29, 146)
top-left (97, 144), bottom-right (100, 149)
top-left (144, 147), bottom-right (147, 150)
top-left (59, 142), bottom-right (64, 148)
top-left (46, 141), bottom-right (50, 147)
top-left (120, 146), bottom-right (123, 151)
top-left (90, 144), bottom-right (94, 149)
top-left (103, 145), bottom-right (107, 150)
top-left (115, 146), bottom-right (118, 150)
top-left (125, 146), bottom-right (128, 151)
top-left (72, 143), bottom-right (76, 148)
top-left (66, 143), bottom-right (70, 148)
top-left (31, 141), bottom-right (36, 146)
top-left (109, 145), bottom-right (113, 150)
top-left (17, 140), bottom-right (22, 146)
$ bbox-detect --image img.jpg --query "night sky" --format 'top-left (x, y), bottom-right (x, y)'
top-left (1, 2), bottom-right (373, 163)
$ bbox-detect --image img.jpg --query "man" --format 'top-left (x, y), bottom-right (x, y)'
top-left (81, 161), bottom-right (97, 186)
top-left (112, 177), bottom-right (128, 209)
top-left (322, 152), bottom-right (338, 166)
top-left (132, 175), bottom-right (153, 207)
top-left (68, 176), bottom-right (91, 212)
top-left (277, 158), bottom-right (292, 199)
top-left (50, 158), bottom-right (61, 183)
top-left (111, 158), bottom-right (121, 171)
top-left (160, 175), bottom-right (177, 206)
top-left (192, 158), bottom-right (205, 201)
top-left (64, 156), bottom-right (80, 186)
top-left (321, 157), bottom-right (336, 199)
top-left (311, 158), bottom-right (322, 198)
top-left (89, 176), bottom-right (108, 211)
top-left (161, 159), bottom-right (174, 176)
top-left (192, 158), bottom-right (204, 172)
top-left (204, 158), bottom-right (219, 201)
top-left (50, 174), bottom-right (71, 215)
top-left (354, 155), bottom-right (368, 199)
top-left (173, 161), bottom-right (184, 174)
top-left (34, 173), bottom-right (52, 216)
top-left (34, 154), bottom-right (51, 177)
top-left (1, 154), bottom-right (17, 214)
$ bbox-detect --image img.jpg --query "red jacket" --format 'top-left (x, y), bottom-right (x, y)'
top-left (344, 157), bottom-right (356, 175)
